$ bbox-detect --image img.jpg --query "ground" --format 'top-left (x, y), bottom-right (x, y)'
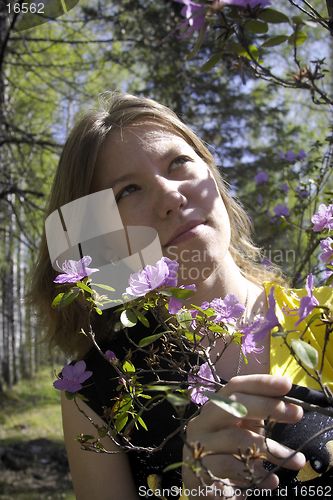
top-left (0, 438), bottom-right (73, 499)
top-left (0, 367), bottom-right (75, 499)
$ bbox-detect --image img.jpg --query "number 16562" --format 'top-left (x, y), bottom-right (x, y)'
top-left (6, 3), bottom-right (45, 14)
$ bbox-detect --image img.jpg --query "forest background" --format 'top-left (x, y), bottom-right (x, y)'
top-left (0, 0), bottom-right (332, 391)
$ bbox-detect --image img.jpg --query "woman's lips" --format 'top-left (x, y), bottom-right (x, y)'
top-left (164, 221), bottom-right (207, 247)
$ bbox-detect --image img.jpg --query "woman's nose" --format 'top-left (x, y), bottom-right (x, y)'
top-left (154, 179), bottom-right (187, 219)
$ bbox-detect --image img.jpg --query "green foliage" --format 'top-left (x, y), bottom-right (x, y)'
top-left (138, 332), bottom-right (164, 347)
top-left (291, 339), bottom-right (319, 369)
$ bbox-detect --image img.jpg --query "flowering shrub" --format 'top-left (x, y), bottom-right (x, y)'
top-left (49, 2), bottom-right (333, 481)
top-left (50, 193), bottom-right (333, 490)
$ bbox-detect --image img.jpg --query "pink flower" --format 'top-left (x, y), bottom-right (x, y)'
top-left (209, 294), bottom-right (245, 324)
top-left (296, 185), bottom-right (310, 199)
top-left (174, 0), bottom-right (206, 34)
top-left (189, 295), bottom-right (245, 330)
top-left (54, 256), bottom-right (99, 284)
top-left (297, 149), bottom-right (307, 161)
top-left (241, 332), bottom-right (264, 357)
top-left (280, 183), bottom-right (289, 194)
top-left (239, 286), bottom-right (279, 343)
top-left (105, 350), bottom-right (117, 363)
top-left (188, 362), bottom-right (217, 405)
top-left (126, 257), bottom-right (179, 297)
top-left (255, 171), bottom-right (269, 185)
top-left (266, 286), bottom-right (279, 326)
top-left (319, 237), bottom-right (333, 264)
top-left (53, 360), bottom-right (92, 393)
top-left (280, 150), bottom-right (306, 163)
top-left (273, 204), bottom-right (289, 218)
top-left (312, 204), bottom-right (333, 232)
top-left (295, 273), bottom-right (319, 326)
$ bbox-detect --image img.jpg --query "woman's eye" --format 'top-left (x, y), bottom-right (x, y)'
top-left (170, 156), bottom-right (192, 170)
top-left (116, 184), bottom-right (139, 202)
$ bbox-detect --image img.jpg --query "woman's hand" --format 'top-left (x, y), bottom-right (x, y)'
top-left (182, 374), bottom-right (306, 498)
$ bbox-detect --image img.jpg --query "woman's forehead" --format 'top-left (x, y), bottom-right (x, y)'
top-left (107, 121), bottom-right (192, 153)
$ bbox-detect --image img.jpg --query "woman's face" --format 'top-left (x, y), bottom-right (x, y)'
top-left (92, 122), bottom-right (231, 285)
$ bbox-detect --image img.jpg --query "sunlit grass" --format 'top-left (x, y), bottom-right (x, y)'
top-left (0, 366), bottom-right (64, 443)
top-left (0, 366), bottom-right (75, 498)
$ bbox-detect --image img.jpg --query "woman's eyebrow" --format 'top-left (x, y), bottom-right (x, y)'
top-left (110, 173), bottom-right (136, 189)
top-left (110, 146), bottom-right (186, 188)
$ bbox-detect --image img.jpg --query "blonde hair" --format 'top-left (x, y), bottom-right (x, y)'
top-left (29, 92), bottom-right (287, 357)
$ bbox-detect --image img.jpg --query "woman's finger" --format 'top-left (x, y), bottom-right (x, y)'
top-left (197, 427), bottom-right (306, 470)
top-left (192, 392), bottom-right (303, 432)
top-left (200, 453), bottom-right (279, 489)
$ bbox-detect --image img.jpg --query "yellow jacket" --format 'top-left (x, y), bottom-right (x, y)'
top-left (263, 281), bottom-right (333, 393)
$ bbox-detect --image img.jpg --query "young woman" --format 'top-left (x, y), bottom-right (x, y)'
top-left (31, 92), bottom-right (330, 500)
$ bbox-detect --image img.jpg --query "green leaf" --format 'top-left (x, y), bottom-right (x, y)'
top-left (292, 15), bottom-right (304, 25)
top-left (204, 308), bottom-right (217, 317)
top-left (92, 283), bottom-right (115, 292)
top-left (158, 290), bottom-right (173, 297)
top-left (177, 310), bottom-right (193, 328)
top-left (186, 24), bottom-right (207, 60)
top-left (258, 8), bottom-right (289, 23)
top-left (201, 53), bottom-right (223, 72)
top-left (136, 311), bottom-right (150, 328)
top-left (138, 332), bottom-right (164, 347)
top-left (168, 287), bottom-right (195, 299)
top-left (291, 340), bottom-right (318, 369)
top-left (288, 31), bottom-right (307, 47)
top-left (204, 392), bottom-right (248, 418)
top-left (326, 273), bottom-right (333, 286)
top-left (120, 309), bottom-right (137, 327)
top-left (52, 288), bottom-right (80, 308)
top-left (115, 413), bottom-right (128, 432)
top-left (166, 393), bottom-right (188, 407)
top-left (238, 44), bottom-right (260, 61)
top-left (51, 292), bottom-right (65, 308)
top-left (163, 462), bottom-right (183, 473)
top-left (245, 19), bottom-right (268, 34)
top-left (94, 307), bottom-right (103, 315)
top-left (113, 397), bottom-right (132, 414)
top-left (137, 416), bottom-right (148, 431)
top-left (261, 35), bottom-right (289, 48)
top-left (208, 324), bottom-right (225, 333)
top-left (146, 384), bottom-right (178, 392)
top-left (138, 393), bottom-right (152, 400)
top-left (183, 330), bottom-right (202, 343)
top-left (122, 360), bottom-right (136, 373)
top-left (76, 281), bottom-right (93, 294)
top-left (227, 41), bottom-right (244, 56)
